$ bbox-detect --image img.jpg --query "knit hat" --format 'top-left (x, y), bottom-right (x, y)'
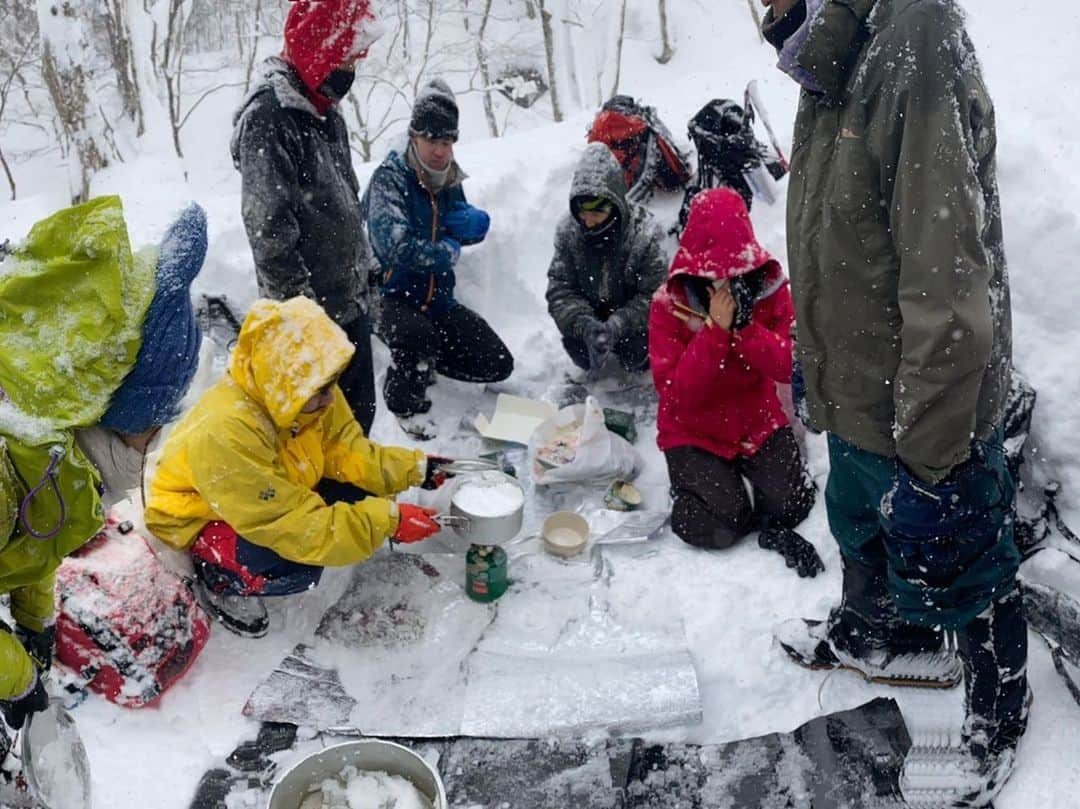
top-left (99, 204), bottom-right (207, 435)
top-left (283, 0), bottom-right (383, 97)
top-left (409, 79), bottom-right (459, 141)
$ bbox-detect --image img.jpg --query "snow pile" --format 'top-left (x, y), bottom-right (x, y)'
top-left (451, 473), bottom-right (523, 517)
top-left (301, 766), bottom-right (431, 809)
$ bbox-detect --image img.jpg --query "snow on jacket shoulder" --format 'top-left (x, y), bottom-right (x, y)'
top-left (650, 188), bottom-right (793, 460)
top-left (231, 57), bottom-right (368, 327)
top-left (547, 142), bottom-right (668, 339)
top-left (146, 298), bottom-right (424, 566)
top-left (363, 143), bottom-right (470, 317)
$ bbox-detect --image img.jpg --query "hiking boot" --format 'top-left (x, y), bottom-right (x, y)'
top-left (196, 580), bottom-right (269, 639)
top-left (774, 617), bottom-right (962, 688)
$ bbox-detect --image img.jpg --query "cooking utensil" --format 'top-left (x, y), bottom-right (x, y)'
top-left (541, 512), bottom-right (589, 558)
top-left (433, 458), bottom-right (503, 475)
top-left (439, 471), bottom-right (525, 545)
top-left (266, 738), bottom-right (446, 809)
top-left (20, 699), bottom-right (91, 809)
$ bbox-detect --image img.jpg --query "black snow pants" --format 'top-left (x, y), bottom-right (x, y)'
top-left (376, 298), bottom-right (514, 417)
top-left (665, 427), bottom-right (815, 549)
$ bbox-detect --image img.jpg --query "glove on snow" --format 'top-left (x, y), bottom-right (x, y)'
top-left (443, 202), bottom-right (490, 243)
top-left (1, 673), bottom-right (49, 730)
top-left (393, 505), bottom-right (441, 543)
top-left (15, 624), bottom-right (55, 674)
top-left (758, 528), bottom-right (825, 578)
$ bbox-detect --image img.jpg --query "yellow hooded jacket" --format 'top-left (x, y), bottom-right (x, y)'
top-left (145, 297), bottom-right (425, 566)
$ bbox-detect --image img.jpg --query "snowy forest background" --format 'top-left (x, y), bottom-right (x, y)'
top-left (0, 0), bottom-right (679, 202)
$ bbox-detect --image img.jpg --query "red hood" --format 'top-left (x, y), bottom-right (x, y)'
top-left (666, 187), bottom-right (778, 289)
top-left (283, 0), bottom-right (381, 105)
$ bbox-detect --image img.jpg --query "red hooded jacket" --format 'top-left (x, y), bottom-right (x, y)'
top-left (649, 188), bottom-right (794, 460)
top-left (283, 0), bottom-right (381, 115)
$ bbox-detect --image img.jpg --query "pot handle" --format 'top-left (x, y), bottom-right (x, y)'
top-left (434, 514), bottom-right (471, 530)
top-left (435, 459), bottom-right (503, 475)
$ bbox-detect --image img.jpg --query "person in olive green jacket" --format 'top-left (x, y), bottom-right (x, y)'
top-left (0, 197), bottom-right (205, 737)
top-left (760, 0), bottom-right (1025, 803)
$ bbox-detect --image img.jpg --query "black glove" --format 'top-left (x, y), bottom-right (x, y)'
top-left (790, 356), bottom-right (820, 434)
top-left (729, 275), bottom-right (758, 330)
top-left (422, 455), bottom-right (455, 490)
top-left (16, 624), bottom-right (56, 674)
top-left (1, 674), bottom-right (49, 730)
top-left (581, 318), bottom-right (613, 371)
top-left (758, 528), bottom-right (825, 578)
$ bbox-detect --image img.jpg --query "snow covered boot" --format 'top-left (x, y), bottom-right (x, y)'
top-left (775, 556), bottom-right (961, 688)
top-left (901, 588), bottom-right (1029, 807)
top-left (195, 579), bottom-right (269, 639)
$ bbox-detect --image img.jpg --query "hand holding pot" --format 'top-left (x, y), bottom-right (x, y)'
top-left (394, 505), bottom-right (441, 543)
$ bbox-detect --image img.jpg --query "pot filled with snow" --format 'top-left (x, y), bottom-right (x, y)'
top-left (267, 739), bottom-right (446, 809)
top-left (21, 699), bottom-right (92, 809)
top-left (444, 470), bottom-right (525, 545)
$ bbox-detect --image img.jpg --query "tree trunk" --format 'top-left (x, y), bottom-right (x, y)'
top-left (37, 0), bottom-right (109, 202)
top-left (609, 0), bottom-right (627, 98)
top-left (0, 144), bottom-right (15, 200)
top-left (103, 0), bottom-right (145, 135)
top-left (474, 0), bottom-right (499, 137)
top-left (656, 0), bottom-right (674, 64)
top-left (243, 0), bottom-right (264, 93)
top-left (746, 0), bottom-right (764, 42)
top-left (537, 0), bottom-right (563, 122)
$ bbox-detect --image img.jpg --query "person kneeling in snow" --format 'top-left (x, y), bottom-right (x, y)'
top-left (0, 196), bottom-right (206, 737)
top-left (649, 188), bottom-right (821, 577)
top-left (546, 143), bottom-right (668, 380)
top-left (145, 297), bottom-right (447, 638)
top-left (363, 79), bottom-right (513, 440)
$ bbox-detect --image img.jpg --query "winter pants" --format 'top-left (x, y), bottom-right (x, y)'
top-left (337, 311), bottom-right (377, 436)
top-left (376, 298), bottom-right (514, 417)
top-left (191, 480), bottom-right (371, 597)
top-left (665, 427), bottom-right (815, 549)
top-left (562, 331), bottom-right (650, 373)
top-left (825, 428), bottom-right (1021, 630)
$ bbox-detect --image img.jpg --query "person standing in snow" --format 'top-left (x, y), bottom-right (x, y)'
top-left (363, 79), bottom-right (513, 439)
top-left (0, 197), bottom-right (205, 737)
top-left (145, 297), bottom-right (448, 638)
top-left (649, 188), bottom-right (821, 576)
top-left (546, 142), bottom-right (668, 380)
top-left (761, 0), bottom-right (1026, 802)
top-left (231, 0), bottom-right (382, 436)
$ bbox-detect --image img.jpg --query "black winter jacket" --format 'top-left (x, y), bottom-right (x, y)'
top-left (230, 57), bottom-right (369, 326)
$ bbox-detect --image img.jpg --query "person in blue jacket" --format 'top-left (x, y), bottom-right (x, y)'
top-left (363, 79), bottom-right (513, 438)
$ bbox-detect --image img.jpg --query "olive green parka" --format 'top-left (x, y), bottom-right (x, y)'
top-left (783, 0), bottom-right (1010, 484)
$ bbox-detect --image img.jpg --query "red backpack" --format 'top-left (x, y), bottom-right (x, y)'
top-left (54, 514), bottom-right (211, 708)
top-left (587, 95), bottom-right (691, 200)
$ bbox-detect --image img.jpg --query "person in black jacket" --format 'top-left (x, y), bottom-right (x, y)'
top-left (230, 0), bottom-right (383, 434)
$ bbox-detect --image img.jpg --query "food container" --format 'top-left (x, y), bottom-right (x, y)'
top-left (604, 479), bottom-right (643, 512)
top-left (541, 512), bottom-right (590, 558)
top-left (442, 471), bottom-right (525, 545)
top-left (266, 739), bottom-right (446, 809)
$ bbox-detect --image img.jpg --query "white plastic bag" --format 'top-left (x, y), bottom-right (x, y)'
top-left (529, 396), bottom-right (641, 485)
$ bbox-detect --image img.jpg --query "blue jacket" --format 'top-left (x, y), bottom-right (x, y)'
top-left (363, 145), bottom-right (479, 317)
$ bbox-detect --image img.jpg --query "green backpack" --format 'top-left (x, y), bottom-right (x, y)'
top-left (0, 196), bottom-right (156, 581)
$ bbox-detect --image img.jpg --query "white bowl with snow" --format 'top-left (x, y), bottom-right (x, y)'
top-left (266, 739), bottom-right (446, 809)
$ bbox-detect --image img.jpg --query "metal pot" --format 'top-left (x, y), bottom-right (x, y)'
top-left (441, 470), bottom-right (525, 545)
top-left (266, 739), bottom-right (446, 809)
top-left (19, 699), bottom-right (92, 809)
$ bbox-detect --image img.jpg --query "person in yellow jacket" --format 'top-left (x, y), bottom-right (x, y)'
top-left (145, 296), bottom-right (446, 637)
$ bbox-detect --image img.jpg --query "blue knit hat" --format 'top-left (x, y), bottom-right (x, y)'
top-left (99, 204), bottom-right (207, 434)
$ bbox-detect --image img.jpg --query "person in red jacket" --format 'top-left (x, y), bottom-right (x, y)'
top-left (649, 188), bottom-right (821, 577)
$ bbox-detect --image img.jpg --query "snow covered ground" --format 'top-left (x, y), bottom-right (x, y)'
top-left (3, 1), bottom-right (1080, 807)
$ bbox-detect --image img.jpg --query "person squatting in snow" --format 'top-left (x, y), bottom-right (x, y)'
top-left (545, 143), bottom-right (669, 380)
top-left (144, 297), bottom-right (451, 639)
top-left (649, 188), bottom-right (821, 578)
top-left (231, 0), bottom-right (383, 437)
top-left (363, 79), bottom-right (513, 439)
top-left (0, 196), bottom-right (206, 738)
top-left (762, 0), bottom-right (1027, 804)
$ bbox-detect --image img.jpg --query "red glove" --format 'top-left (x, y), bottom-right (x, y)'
top-left (393, 505), bottom-right (441, 543)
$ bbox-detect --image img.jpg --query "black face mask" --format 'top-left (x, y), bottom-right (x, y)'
top-left (318, 69), bottom-right (355, 103)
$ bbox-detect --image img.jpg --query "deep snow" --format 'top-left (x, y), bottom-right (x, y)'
top-left (3, 1), bottom-right (1080, 807)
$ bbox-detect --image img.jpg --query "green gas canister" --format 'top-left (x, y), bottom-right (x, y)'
top-left (466, 543), bottom-right (508, 602)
